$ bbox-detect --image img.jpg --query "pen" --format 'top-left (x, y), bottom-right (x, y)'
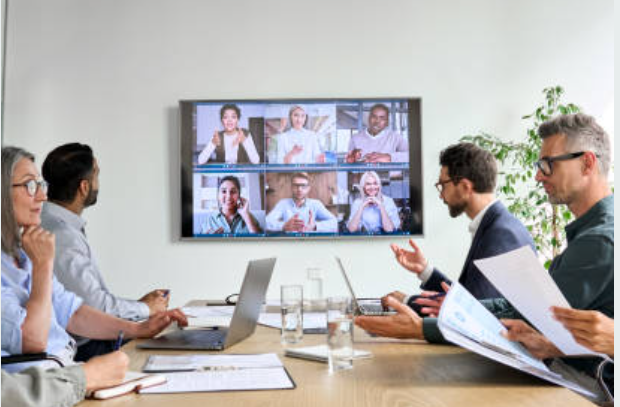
top-left (114, 330), bottom-right (124, 351)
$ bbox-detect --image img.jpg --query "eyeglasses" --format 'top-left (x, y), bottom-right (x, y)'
top-left (534, 152), bottom-right (586, 176)
top-left (434, 178), bottom-right (459, 193)
top-left (12, 179), bottom-right (49, 197)
top-left (292, 183), bottom-right (310, 189)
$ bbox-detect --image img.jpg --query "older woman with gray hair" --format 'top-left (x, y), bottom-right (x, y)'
top-left (1, 146), bottom-right (187, 373)
top-left (347, 171), bottom-right (400, 233)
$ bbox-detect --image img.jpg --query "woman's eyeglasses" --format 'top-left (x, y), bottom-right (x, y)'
top-left (12, 179), bottom-right (49, 197)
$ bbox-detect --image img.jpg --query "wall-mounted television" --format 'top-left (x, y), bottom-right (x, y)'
top-left (180, 98), bottom-right (423, 239)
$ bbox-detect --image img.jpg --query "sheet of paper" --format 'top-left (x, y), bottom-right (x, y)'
top-left (437, 283), bottom-right (594, 397)
top-left (143, 353), bottom-right (283, 372)
top-left (139, 368), bottom-right (294, 393)
top-left (258, 312), bottom-right (326, 330)
top-left (474, 246), bottom-right (601, 357)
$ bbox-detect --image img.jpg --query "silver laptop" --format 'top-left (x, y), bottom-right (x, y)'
top-left (138, 257), bottom-right (276, 351)
top-left (335, 256), bottom-right (395, 316)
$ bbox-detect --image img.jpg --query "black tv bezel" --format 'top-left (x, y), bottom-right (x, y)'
top-left (180, 97), bottom-right (423, 240)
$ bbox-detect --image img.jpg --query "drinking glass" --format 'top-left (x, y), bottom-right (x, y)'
top-left (326, 297), bottom-right (354, 372)
top-left (281, 285), bottom-right (303, 344)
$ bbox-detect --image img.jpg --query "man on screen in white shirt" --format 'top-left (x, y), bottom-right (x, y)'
top-left (266, 172), bottom-right (337, 233)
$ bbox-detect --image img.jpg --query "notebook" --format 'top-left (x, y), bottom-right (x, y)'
top-left (138, 258), bottom-right (276, 351)
top-left (90, 372), bottom-right (166, 399)
top-left (335, 256), bottom-right (395, 316)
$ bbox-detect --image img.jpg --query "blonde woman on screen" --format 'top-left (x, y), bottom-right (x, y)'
top-left (347, 171), bottom-right (400, 233)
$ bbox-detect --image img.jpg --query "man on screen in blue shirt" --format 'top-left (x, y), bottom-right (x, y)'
top-left (266, 172), bottom-right (337, 234)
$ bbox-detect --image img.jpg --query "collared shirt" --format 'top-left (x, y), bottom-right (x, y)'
top-left (348, 128), bottom-right (409, 163)
top-left (467, 198), bottom-right (499, 238)
top-left (481, 195), bottom-right (614, 379)
top-left (201, 211), bottom-right (262, 234)
top-left (1, 249), bottom-right (83, 372)
top-left (266, 198), bottom-right (338, 233)
top-left (40, 202), bottom-right (149, 321)
top-left (414, 199), bottom-right (498, 293)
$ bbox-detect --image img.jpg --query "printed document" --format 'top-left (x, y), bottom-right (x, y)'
top-left (474, 246), bottom-right (606, 358)
top-left (437, 283), bottom-right (594, 397)
top-left (139, 353), bottom-right (295, 393)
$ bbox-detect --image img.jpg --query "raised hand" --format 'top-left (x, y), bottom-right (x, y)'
top-left (233, 129), bottom-right (247, 147)
top-left (390, 239), bottom-right (428, 276)
top-left (284, 145), bottom-right (304, 164)
top-left (211, 130), bottom-right (221, 146)
top-left (238, 197), bottom-right (250, 217)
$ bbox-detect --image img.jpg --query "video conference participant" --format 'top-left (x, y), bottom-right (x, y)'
top-left (40, 143), bottom-right (169, 361)
top-left (275, 105), bottom-right (325, 164)
top-left (1, 146), bottom-right (188, 371)
top-left (2, 351), bottom-right (128, 407)
top-left (265, 172), bottom-right (337, 233)
top-left (347, 171), bottom-right (400, 233)
top-left (197, 103), bottom-right (261, 165)
top-left (345, 103), bottom-right (409, 163)
top-left (201, 175), bottom-right (263, 234)
top-left (356, 113), bottom-right (613, 399)
top-left (384, 143), bottom-right (534, 314)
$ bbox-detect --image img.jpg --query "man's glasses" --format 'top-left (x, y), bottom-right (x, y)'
top-left (292, 183), bottom-right (310, 189)
top-left (534, 152), bottom-right (586, 176)
top-left (434, 178), bottom-right (460, 193)
top-left (12, 179), bottom-right (49, 197)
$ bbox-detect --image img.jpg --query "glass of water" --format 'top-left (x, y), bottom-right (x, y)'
top-left (326, 297), bottom-right (354, 373)
top-left (281, 285), bottom-right (303, 345)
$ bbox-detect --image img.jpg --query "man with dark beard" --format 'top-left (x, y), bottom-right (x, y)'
top-left (367, 143), bottom-right (534, 340)
top-left (40, 143), bottom-right (169, 361)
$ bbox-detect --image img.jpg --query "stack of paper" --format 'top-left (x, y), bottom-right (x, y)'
top-left (437, 282), bottom-right (595, 397)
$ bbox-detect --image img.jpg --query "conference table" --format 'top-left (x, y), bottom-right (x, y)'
top-left (78, 305), bottom-right (594, 407)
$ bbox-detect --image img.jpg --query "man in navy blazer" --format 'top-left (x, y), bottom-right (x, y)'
top-left (382, 143), bottom-right (535, 314)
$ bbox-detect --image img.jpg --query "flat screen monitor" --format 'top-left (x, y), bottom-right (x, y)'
top-left (180, 98), bottom-right (423, 239)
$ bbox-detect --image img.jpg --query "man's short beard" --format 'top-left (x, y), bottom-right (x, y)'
top-left (448, 201), bottom-right (467, 218)
top-left (84, 188), bottom-right (98, 208)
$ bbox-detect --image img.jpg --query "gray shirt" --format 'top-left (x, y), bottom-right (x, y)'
top-left (41, 202), bottom-right (149, 321)
top-left (1, 365), bottom-right (86, 407)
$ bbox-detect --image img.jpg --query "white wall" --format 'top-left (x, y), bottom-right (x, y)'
top-left (3, 0), bottom-right (613, 307)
